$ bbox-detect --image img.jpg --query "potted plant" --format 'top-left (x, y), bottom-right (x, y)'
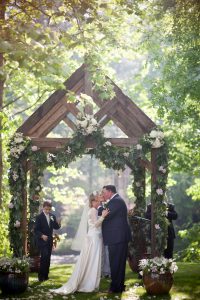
top-left (139, 256), bottom-right (178, 295)
top-left (0, 256), bottom-right (29, 294)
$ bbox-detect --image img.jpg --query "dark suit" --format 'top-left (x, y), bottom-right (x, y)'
top-left (99, 194), bottom-right (131, 293)
top-left (34, 212), bottom-right (60, 281)
top-left (145, 203), bottom-right (178, 259)
top-left (164, 204), bottom-right (178, 258)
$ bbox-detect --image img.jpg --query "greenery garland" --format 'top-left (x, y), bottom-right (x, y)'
top-left (8, 108), bottom-right (168, 257)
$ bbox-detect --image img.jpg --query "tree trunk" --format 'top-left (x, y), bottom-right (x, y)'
top-left (0, 0), bottom-right (6, 206)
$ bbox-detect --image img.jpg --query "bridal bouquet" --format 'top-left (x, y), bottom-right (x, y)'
top-left (139, 256), bottom-right (178, 276)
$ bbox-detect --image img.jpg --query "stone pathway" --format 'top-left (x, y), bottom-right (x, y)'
top-left (51, 254), bottom-right (78, 265)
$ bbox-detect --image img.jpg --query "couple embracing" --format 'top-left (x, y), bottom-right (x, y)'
top-left (51, 185), bottom-right (131, 295)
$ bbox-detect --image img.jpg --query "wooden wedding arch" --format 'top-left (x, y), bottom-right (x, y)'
top-left (14, 64), bottom-right (165, 260)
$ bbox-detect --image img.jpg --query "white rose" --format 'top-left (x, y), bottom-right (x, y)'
top-left (157, 131), bottom-right (164, 139)
top-left (152, 138), bottom-right (163, 148)
top-left (104, 141), bottom-right (112, 147)
top-left (156, 188), bottom-right (164, 195)
top-left (14, 137), bottom-right (23, 143)
top-left (136, 144), bottom-right (142, 150)
top-left (159, 166), bottom-right (167, 174)
top-left (18, 145), bottom-right (25, 151)
top-left (149, 130), bottom-right (158, 138)
top-left (14, 220), bottom-right (21, 228)
top-left (90, 118), bottom-right (98, 126)
top-left (79, 119), bottom-right (88, 128)
top-left (155, 224), bottom-right (160, 230)
top-left (86, 126), bottom-right (95, 134)
top-left (123, 152), bottom-right (129, 158)
top-left (31, 146), bottom-right (38, 151)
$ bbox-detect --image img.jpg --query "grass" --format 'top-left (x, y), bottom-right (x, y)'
top-left (0, 262), bottom-right (199, 300)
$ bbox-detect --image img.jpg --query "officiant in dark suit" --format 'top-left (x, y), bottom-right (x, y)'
top-left (100, 185), bottom-right (131, 293)
top-left (34, 200), bottom-right (61, 282)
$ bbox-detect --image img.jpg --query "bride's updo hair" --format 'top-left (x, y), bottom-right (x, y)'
top-left (89, 191), bottom-right (99, 208)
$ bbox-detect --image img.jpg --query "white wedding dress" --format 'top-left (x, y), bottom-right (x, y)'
top-left (51, 207), bottom-right (104, 294)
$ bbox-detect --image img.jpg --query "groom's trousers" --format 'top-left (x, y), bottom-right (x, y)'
top-left (39, 240), bottom-right (52, 281)
top-left (108, 242), bottom-right (128, 293)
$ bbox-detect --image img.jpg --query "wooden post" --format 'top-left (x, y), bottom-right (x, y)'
top-left (84, 65), bottom-right (93, 115)
top-left (0, 0), bottom-right (6, 206)
top-left (22, 159), bottom-right (28, 256)
top-left (151, 148), bottom-right (157, 258)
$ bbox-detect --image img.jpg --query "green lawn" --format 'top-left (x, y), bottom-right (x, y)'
top-left (0, 262), bottom-right (199, 300)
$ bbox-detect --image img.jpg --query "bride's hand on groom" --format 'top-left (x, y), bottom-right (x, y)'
top-left (102, 208), bottom-right (109, 218)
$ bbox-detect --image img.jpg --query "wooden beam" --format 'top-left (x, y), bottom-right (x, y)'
top-left (139, 158), bottom-right (152, 172)
top-left (84, 65), bottom-right (93, 115)
top-left (31, 137), bottom-right (139, 150)
top-left (113, 82), bottom-right (156, 131)
top-left (63, 116), bottom-right (77, 131)
top-left (29, 102), bottom-right (69, 137)
top-left (18, 64), bottom-right (85, 135)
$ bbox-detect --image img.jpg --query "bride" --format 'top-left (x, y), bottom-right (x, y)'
top-left (51, 192), bottom-right (109, 294)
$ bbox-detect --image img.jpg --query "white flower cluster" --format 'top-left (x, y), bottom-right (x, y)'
top-left (104, 141), bottom-right (112, 147)
top-left (10, 132), bottom-right (26, 159)
top-left (14, 220), bottom-right (21, 228)
top-left (159, 165), bottom-right (167, 174)
top-left (149, 129), bottom-right (165, 149)
top-left (47, 153), bottom-right (56, 163)
top-left (0, 257), bottom-right (29, 273)
top-left (76, 113), bottom-right (99, 136)
top-left (139, 256), bottom-right (178, 276)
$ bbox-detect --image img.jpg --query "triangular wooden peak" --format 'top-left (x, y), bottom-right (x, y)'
top-left (17, 64), bottom-right (156, 151)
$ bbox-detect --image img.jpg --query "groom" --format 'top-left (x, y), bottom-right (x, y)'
top-left (100, 185), bottom-right (131, 293)
top-left (34, 200), bottom-right (61, 282)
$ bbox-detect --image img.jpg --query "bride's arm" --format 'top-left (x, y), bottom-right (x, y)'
top-left (88, 208), bottom-right (104, 228)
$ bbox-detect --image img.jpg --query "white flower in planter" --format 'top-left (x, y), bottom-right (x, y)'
top-left (35, 186), bottom-right (40, 191)
top-left (136, 182), bottom-right (141, 187)
top-left (156, 188), bottom-right (164, 195)
top-left (14, 220), bottom-right (21, 228)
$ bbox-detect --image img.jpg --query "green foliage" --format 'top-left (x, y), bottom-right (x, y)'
top-left (178, 223), bottom-right (200, 262)
top-left (186, 178), bottom-right (200, 201)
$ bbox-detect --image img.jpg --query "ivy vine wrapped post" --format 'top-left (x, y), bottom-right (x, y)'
top-left (151, 143), bottom-right (169, 257)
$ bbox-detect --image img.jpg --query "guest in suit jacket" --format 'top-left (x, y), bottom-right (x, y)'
top-left (34, 200), bottom-right (61, 282)
top-left (145, 203), bottom-right (178, 259)
top-left (100, 185), bottom-right (131, 293)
